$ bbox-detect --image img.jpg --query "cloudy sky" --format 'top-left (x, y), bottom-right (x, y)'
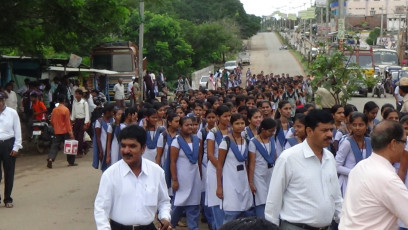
top-left (240, 0), bottom-right (314, 16)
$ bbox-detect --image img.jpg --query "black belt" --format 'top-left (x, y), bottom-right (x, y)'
top-left (283, 220), bottom-right (330, 230)
top-left (110, 219), bottom-right (155, 230)
top-left (0, 138), bottom-right (14, 143)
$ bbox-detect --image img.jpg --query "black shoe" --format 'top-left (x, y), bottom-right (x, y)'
top-left (47, 160), bottom-right (52, 169)
top-left (68, 163), bottom-right (78, 167)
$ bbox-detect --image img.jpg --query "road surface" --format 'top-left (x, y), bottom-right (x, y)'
top-left (0, 32), bottom-right (394, 230)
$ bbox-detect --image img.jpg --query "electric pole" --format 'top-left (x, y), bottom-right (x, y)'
top-left (138, 0), bottom-right (144, 102)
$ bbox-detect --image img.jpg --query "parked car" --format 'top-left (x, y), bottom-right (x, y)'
top-left (224, 60), bottom-right (238, 71)
top-left (199, 75), bottom-right (209, 89)
top-left (238, 52), bottom-right (250, 65)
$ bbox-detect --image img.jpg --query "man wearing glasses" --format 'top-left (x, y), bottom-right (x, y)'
top-left (339, 120), bottom-right (408, 229)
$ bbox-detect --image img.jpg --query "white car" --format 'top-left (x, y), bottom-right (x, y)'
top-left (200, 75), bottom-right (209, 89)
top-left (225, 60), bottom-right (238, 71)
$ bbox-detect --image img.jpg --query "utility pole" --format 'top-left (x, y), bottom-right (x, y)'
top-left (138, 0), bottom-right (144, 102)
top-left (380, 7), bottom-right (384, 46)
top-left (326, 0), bottom-right (330, 37)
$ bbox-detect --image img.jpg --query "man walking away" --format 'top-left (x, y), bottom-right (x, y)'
top-left (339, 120), bottom-right (408, 229)
top-left (0, 91), bottom-right (22, 208)
top-left (47, 95), bottom-right (75, 168)
top-left (71, 88), bottom-right (90, 157)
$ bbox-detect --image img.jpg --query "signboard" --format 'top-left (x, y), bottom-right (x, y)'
top-left (300, 9), bottom-right (315, 19)
top-left (288, 13), bottom-right (297, 20)
top-left (337, 18), bottom-right (345, 39)
top-left (316, 0), bottom-right (327, 8)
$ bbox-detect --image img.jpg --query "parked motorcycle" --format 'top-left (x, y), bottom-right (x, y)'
top-left (279, 45), bottom-right (288, 50)
top-left (372, 80), bottom-right (386, 98)
top-left (32, 119), bottom-right (54, 153)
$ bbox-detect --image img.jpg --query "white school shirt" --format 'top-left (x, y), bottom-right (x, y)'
top-left (335, 138), bottom-right (368, 197)
top-left (248, 139), bottom-right (274, 206)
top-left (94, 159), bottom-right (171, 229)
top-left (70, 98), bottom-right (90, 123)
top-left (171, 137), bottom-right (201, 206)
top-left (0, 107), bottom-right (22, 151)
top-left (265, 139), bottom-right (342, 227)
top-left (205, 131), bottom-right (223, 207)
top-left (113, 83), bottom-right (125, 100)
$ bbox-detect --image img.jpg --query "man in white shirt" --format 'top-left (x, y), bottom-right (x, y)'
top-left (4, 83), bottom-right (18, 111)
top-left (113, 78), bottom-right (125, 109)
top-left (0, 91), bottom-right (22, 208)
top-left (339, 120), bottom-right (408, 230)
top-left (71, 88), bottom-right (90, 158)
top-left (265, 109), bottom-right (342, 230)
top-left (395, 85), bottom-right (404, 111)
top-left (94, 125), bottom-right (171, 230)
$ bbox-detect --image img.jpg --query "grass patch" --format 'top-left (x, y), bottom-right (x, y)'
top-left (275, 32), bottom-right (310, 74)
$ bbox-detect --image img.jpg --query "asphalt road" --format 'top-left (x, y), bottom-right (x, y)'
top-left (0, 32), bottom-right (395, 230)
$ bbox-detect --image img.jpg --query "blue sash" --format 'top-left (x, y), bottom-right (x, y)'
top-left (252, 138), bottom-right (276, 164)
top-left (215, 129), bottom-right (223, 146)
top-left (347, 137), bottom-right (372, 163)
top-left (92, 118), bottom-right (112, 170)
top-left (146, 127), bottom-right (165, 149)
top-left (228, 137), bottom-right (248, 162)
top-left (286, 137), bottom-right (299, 147)
top-left (163, 132), bottom-right (177, 188)
top-left (177, 135), bottom-right (199, 164)
top-left (276, 128), bottom-right (286, 147)
top-left (374, 119), bottom-right (380, 125)
top-left (245, 127), bottom-right (255, 139)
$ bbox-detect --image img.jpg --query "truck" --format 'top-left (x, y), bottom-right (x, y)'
top-left (238, 51), bottom-right (250, 66)
top-left (90, 41), bottom-right (141, 102)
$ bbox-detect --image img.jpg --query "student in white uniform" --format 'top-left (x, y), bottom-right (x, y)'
top-left (335, 112), bottom-right (372, 197)
top-left (248, 118), bottom-right (277, 218)
top-left (92, 104), bottom-right (114, 171)
top-left (106, 108), bottom-right (124, 168)
top-left (170, 116), bottom-right (201, 230)
top-left (198, 109), bottom-right (217, 229)
top-left (244, 108), bottom-right (262, 141)
top-left (216, 113), bottom-right (254, 224)
top-left (157, 113), bottom-right (180, 191)
top-left (284, 114), bottom-right (306, 149)
top-left (143, 108), bottom-right (165, 162)
top-left (274, 101), bottom-right (292, 156)
top-left (398, 116), bottom-right (408, 230)
top-left (206, 105), bottom-right (231, 230)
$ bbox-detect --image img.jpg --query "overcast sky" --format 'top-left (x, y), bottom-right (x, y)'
top-left (240, 0), bottom-right (314, 16)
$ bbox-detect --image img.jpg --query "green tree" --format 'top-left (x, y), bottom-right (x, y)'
top-left (123, 11), bottom-right (193, 80)
top-left (366, 28), bottom-right (381, 45)
top-left (310, 47), bottom-right (364, 106)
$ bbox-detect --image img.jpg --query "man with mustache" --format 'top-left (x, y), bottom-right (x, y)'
top-left (94, 125), bottom-right (171, 230)
top-left (265, 109), bottom-right (342, 230)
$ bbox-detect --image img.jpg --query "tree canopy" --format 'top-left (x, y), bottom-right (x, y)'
top-left (0, 0), bottom-right (261, 80)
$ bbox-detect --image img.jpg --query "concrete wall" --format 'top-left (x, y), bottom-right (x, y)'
top-left (191, 65), bottom-right (214, 90)
top-left (345, 15), bottom-right (386, 29)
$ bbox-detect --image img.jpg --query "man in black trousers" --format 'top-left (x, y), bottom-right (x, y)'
top-left (0, 91), bottom-right (22, 208)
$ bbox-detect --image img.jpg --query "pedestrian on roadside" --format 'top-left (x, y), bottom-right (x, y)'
top-left (71, 88), bottom-right (90, 158)
top-left (94, 125), bottom-right (171, 230)
top-left (0, 91), bottom-right (22, 208)
top-left (4, 83), bottom-right (18, 111)
top-left (339, 120), bottom-right (408, 229)
top-left (113, 78), bottom-right (125, 109)
top-left (93, 104), bottom-right (115, 171)
top-left (265, 109), bottom-right (342, 230)
top-left (398, 77), bottom-right (408, 114)
top-left (47, 95), bottom-right (75, 168)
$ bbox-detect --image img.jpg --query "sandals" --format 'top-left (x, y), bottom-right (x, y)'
top-left (5, 203), bottom-right (13, 208)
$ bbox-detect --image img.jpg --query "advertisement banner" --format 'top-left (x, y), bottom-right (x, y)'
top-left (316, 0), bottom-right (327, 8)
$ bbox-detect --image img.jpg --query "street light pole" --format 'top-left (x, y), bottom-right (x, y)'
top-left (138, 0), bottom-right (144, 102)
top-left (380, 7), bottom-right (384, 45)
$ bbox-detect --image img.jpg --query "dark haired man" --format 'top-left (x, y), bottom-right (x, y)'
top-left (47, 95), bottom-right (75, 168)
top-left (94, 125), bottom-right (171, 230)
top-left (0, 91), bottom-right (22, 208)
top-left (265, 109), bottom-right (342, 230)
top-left (339, 120), bottom-right (408, 229)
top-left (71, 88), bottom-right (89, 157)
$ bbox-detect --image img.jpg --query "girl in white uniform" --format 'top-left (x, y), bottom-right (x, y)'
top-left (143, 108), bottom-right (165, 162)
top-left (274, 101), bottom-right (292, 156)
top-left (248, 118), bottom-right (277, 218)
top-left (106, 108), bottom-right (123, 168)
top-left (198, 109), bottom-right (217, 229)
top-left (206, 105), bottom-right (231, 230)
top-left (170, 116), bottom-right (201, 230)
top-left (243, 108), bottom-right (262, 141)
top-left (216, 113), bottom-right (253, 224)
top-left (284, 113), bottom-right (306, 149)
top-left (335, 112), bottom-right (371, 197)
top-left (157, 113), bottom-right (180, 191)
top-left (92, 104), bottom-right (114, 171)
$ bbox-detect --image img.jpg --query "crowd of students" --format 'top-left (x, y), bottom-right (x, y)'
top-left (87, 67), bottom-right (408, 230)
